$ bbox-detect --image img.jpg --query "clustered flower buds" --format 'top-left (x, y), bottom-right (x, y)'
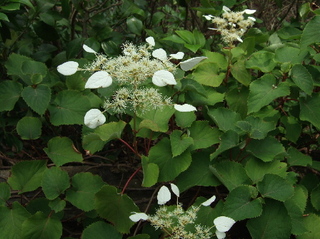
top-left (130, 184), bottom-right (235, 239)
top-left (204, 6), bottom-right (256, 46)
top-left (57, 37), bottom-right (204, 129)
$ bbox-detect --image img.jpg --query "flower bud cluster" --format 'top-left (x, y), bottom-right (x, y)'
top-left (204, 6), bottom-right (256, 45)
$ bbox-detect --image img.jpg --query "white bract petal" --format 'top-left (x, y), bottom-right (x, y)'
top-left (236, 36), bottom-right (243, 43)
top-left (170, 183), bottom-right (180, 197)
top-left (222, 6), bottom-right (231, 12)
top-left (129, 212), bottom-right (149, 222)
top-left (214, 216), bottom-right (236, 233)
top-left (215, 230), bottom-right (226, 239)
top-left (152, 48), bottom-right (167, 61)
top-left (174, 104), bottom-right (197, 112)
top-left (152, 70), bottom-right (176, 87)
top-left (170, 52), bottom-right (184, 59)
top-left (83, 44), bottom-right (96, 53)
top-left (248, 16), bottom-right (256, 22)
top-left (157, 185), bottom-right (171, 205)
top-left (85, 71), bottom-right (112, 89)
top-left (201, 195), bottom-right (216, 206)
top-left (57, 61), bottom-right (79, 76)
top-left (146, 36), bottom-right (155, 46)
top-left (203, 14), bottom-right (214, 20)
top-left (180, 56), bottom-right (207, 71)
top-left (243, 9), bottom-right (256, 14)
top-left (84, 109), bottom-right (106, 129)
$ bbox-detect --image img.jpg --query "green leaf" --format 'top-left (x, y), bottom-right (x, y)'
top-left (275, 46), bottom-right (305, 64)
top-left (192, 62), bottom-right (225, 87)
top-left (48, 90), bottom-right (91, 126)
top-left (245, 157), bottom-right (287, 184)
top-left (41, 167), bottom-right (70, 200)
top-left (300, 16), bottom-right (320, 49)
top-left (1, 3), bottom-right (20, 10)
top-left (148, 137), bottom-right (192, 182)
top-left (280, 116), bottom-right (302, 143)
top-left (207, 107), bottom-right (242, 132)
top-left (246, 51), bottom-right (277, 72)
top-left (291, 64), bottom-right (313, 95)
top-left (287, 147), bottom-right (312, 167)
top-left (8, 160), bottom-right (47, 193)
top-left (210, 161), bottom-right (252, 191)
top-left (223, 185), bottom-right (263, 221)
top-left (257, 174), bottom-right (294, 201)
top-left (0, 80), bottom-right (23, 111)
top-left (82, 133), bottom-right (105, 154)
top-left (180, 78), bottom-right (208, 98)
top-left (95, 121), bottom-right (126, 141)
top-left (126, 17), bottom-right (143, 35)
top-left (21, 84), bottom-right (51, 115)
top-left (176, 151), bottom-right (221, 192)
top-left (16, 117), bottom-right (42, 140)
top-left (82, 221), bottom-right (122, 239)
top-left (236, 116), bottom-right (276, 139)
top-left (170, 130), bottom-right (194, 157)
top-left (0, 183), bottom-right (10, 206)
top-left (231, 60), bottom-right (252, 86)
top-left (44, 137), bottom-right (83, 166)
top-left (225, 87), bottom-right (249, 118)
top-left (66, 172), bottom-right (105, 211)
top-left (95, 185), bottom-right (139, 233)
top-left (247, 199), bottom-right (292, 239)
top-left (311, 184), bottom-right (320, 210)
top-left (141, 156), bottom-right (159, 187)
top-left (246, 137), bottom-right (285, 162)
top-left (174, 111), bottom-right (196, 128)
top-left (0, 12), bottom-right (9, 22)
top-left (300, 94), bottom-right (320, 129)
top-left (0, 202), bottom-right (31, 239)
top-left (48, 198), bottom-right (66, 213)
top-left (186, 86), bottom-right (224, 106)
top-left (210, 130), bottom-right (239, 160)
top-left (137, 106), bottom-right (175, 132)
top-left (21, 211), bottom-right (62, 239)
top-left (189, 121), bottom-right (220, 150)
top-left (247, 74), bottom-right (290, 114)
top-left (296, 214), bottom-right (320, 239)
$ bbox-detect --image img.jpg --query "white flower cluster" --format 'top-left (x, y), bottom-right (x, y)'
top-left (204, 6), bottom-right (256, 45)
top-left (130, 184), bottom-right (235, 239)
top-left (57, 37), bottom-right (206, 129)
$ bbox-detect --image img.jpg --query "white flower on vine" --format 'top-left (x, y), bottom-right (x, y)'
top-left (129, 212), bottom-right (149, 222)
top-left (83, 44), bottom-right (96, 54)
top-left (201, 195), bottom-right (216, 206)
top-left (146, 36), bottom-right (155, 46)
top-left (84, 109), bottom-right (106, 129)
top-left (170, 52), bottom-right (185, 59)
top-left (57, 61), bottom-right (79, 76)
top-left (152, 48), bottom-right (168, 61)
top-left (214, 216), bottom-right (236, 233)
top-left (174, 104), bottom-right (197, 112)
top-left (157, 185), bottom-right (171, 205)
top-left (85, 71), bottom-right (112, 89)
top-left (152, 70), bottom-right (176, 87)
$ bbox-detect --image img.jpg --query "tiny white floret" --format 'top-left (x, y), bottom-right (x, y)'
top-left (214, 216), bottom-right (236, 233)
top-left (157, 185), bottom-right (171, 205)
top-left (129, 212), bottom-right (149, 222)
top-left (84, 109), bottom-right (106, 129)
top-left (201, 195), bottom-right (216, 206)
top-left (146, 36), bottom-right (155, 46)
top-left (170, 52), bottom-right (185, 60)
top-left (85, 71), bottom-right (112, 89)
top-left (57, 61), bottom-right (79, 76)
top-left (174, 104), bottom-right (197, 112)
top-left (152, 70), bottom-right (176, 87)
top-left (170, 183), bottom-right (180, 198)
top-left (83, 44), bottom-right (96, 53)
top-left (152, 48), bottom-right (168, 61)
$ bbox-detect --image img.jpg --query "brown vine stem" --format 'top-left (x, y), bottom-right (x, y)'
top-left (121, 166), bottom-right (142, 195)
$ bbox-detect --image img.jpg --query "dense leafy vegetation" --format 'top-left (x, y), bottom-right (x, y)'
top-left (1, 0), bottom-right (320, 238)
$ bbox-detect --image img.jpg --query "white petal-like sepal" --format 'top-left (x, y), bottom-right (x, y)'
top-left (170, 183), bottom-right (180, 197)
top-left (157, 185), bottom-right (171, 205)
top-left (203, 14), bottom-right (214, 20)
top-left (83, 44), bottom-right (96, 53)
top-left (214, 216), bottom-right (236, 233)
top-left (170, 52), bottom-right (185, 59)
top-left (85, 71), bottom-right (112, 89)
top-left (84, 109), bottom-right (106, 129)
top-left (146, 36), bottom-right (155, 46)
top-left (222, 6), bottom-right (231, 12)
top-left (180, 56), bottom-right (207, 71)
top-left (174, 104), bottom-right (197, 112)
top-left (215, 230), bottom-right (226, 239)
top-left (152, 70), bottom-right (176, 87)
top-left (57, 61), bottom-right (79, 76)
top-left (248, 16), bottom-right (256, 22)
top-left (201, 195), bottom-right (216, 206)
top-left (243, 9), bottom-right (256, 14)
top-left (152, 48), bottom-right (168, 61)
top-left (129, 212), bottom-right (149, 222)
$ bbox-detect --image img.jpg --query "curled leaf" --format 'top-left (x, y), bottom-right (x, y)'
top-left (84, 109), bottom-right (106, 129)
top-left (57, 61), bottom-right (79, 76)
top-left (85, 71), bottom-right (112, 89)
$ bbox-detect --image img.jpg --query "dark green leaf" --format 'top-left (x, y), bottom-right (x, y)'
top-left (21, 85), bottom-right (51, 115)
top-left (174, 111), bottom-right (196, 128)
top-left (280, 116), bottom-right (302, 143)
top-left (231, 60), bottom-right (251, 86)
top-left (207, 107), bottom-right (242, 132)
top-left (126, 17), bottom-right (143, 35)
top-left (189, 120), bottom-right (220, 150)
top-left (141, 156), bottom-right (159, 187)
top-left (192, 62), bottom-right (225, 87)
top-left (291, 64), bottom-right (313, 95)
top-left (0, 80), bottom-right (23, 111)
top-left (170, 130), bottom-right (194, 157)
top-left (300, 94), bottom-right (320, 129)
top-left (210, 130), bottom-right (239, 160)
top-left (300, 16), bottom-right (320, 49)
top-left (246, 51), bottom-right (277, 72)
top-left (16, 117), bottom-right (42, 140)
top-left (296, 214), bottom-right (320, 239)
top-left (286, 147), bottom-right (312, 167)
top-left (95, 121), bottom-right (126, 141)
top-left (311, 184), bottom-right (320, 210)
top-left (0, 183), bottom-right (11, 206)
top-left (82, 133), bottom-right (105, 154)
top-left (82, 221), bottom-right (122, 239)
top-left (236, 116), bottom-right (276, 139)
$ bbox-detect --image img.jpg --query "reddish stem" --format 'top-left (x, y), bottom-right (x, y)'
top-left (118, 138), bottom-right (141, 158)
top-left (121, 166), bottom-right (142, 194)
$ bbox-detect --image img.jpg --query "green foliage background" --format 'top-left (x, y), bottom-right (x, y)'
top-left (1, 0), bottom-right (320, 238)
